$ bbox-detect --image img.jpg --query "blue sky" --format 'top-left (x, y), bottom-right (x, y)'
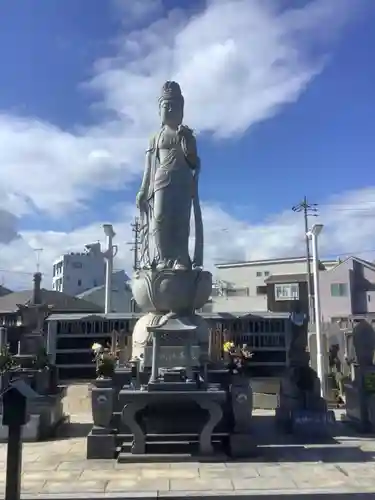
top-left (0, 0), bottom-right (375, 287)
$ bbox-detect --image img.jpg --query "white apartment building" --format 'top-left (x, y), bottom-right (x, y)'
top-left (52, 242), bottom-right (106, 296)
top-left (203, 256), bottom-right (338, 314)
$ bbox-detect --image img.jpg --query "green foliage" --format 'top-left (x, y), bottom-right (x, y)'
top-left (224, 342), bottom-right (254, 376)
top-left (92, 343), bottom-right (116, 378)
top-left (0, 344), bottom-right (18, 374)
top-left (96, 349), bottom-right (116, 378)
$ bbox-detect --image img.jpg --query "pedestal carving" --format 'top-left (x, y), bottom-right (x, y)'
top-left (195, 398), bottom-right (223, 455)
top-left (121, 401), bottom-right (146, 454)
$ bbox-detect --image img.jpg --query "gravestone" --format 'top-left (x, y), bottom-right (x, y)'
top-left (344, 320), bottom-right (375, 432)
top-left (276, 317), bottom-right (334, 435)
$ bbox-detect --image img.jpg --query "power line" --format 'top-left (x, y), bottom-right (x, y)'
top-left (292, 196), bottom-right (319, 322)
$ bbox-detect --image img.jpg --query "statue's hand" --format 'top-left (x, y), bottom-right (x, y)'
top-left (194, 160), bottom-right (201, 175)
top-left (136, 191), bottom-right (146, 210)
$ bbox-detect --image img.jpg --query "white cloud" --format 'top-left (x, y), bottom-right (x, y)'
top-left (0, 0), bottom-right (360, 216)
top-left (0, 0), bottom-right (371, 289)
top-left (1, 187), bottom-right (375, 291)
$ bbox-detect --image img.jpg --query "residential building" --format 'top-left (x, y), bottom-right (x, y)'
top-left (265, 273), bottom-right (308, 315)
top-left (76, 271), bottom-right (134, 313)
top-left (208, 256), bottom-right (338, 313)
top-left (52, 242), bottom-right (107, 295)
top-left (319, 256), bottom-right (375, 322)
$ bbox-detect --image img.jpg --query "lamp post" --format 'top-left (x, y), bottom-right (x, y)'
top-left (103, 224), bottom-right (118, 356)
top-left (103, 224), bottom-right (118, 315)
top-left (306, 223), bottom-right (326, 398)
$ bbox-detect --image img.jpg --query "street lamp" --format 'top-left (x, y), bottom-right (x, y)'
top-left (306, 223), bottom-right (325, 398)
top-left (103, 224), bottom-right (118, 315)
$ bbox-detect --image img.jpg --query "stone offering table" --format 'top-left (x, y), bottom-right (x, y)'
top-left (119, 388), bottom-right (226, 456)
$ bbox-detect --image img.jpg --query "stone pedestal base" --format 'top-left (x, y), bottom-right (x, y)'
top-left (229, 433), bottom-right (257, 458)
top-left (276, 366), bottom-right (332, 435)
top-left (344, 382), bottom-right (375, 433)
top-left (86, 427), bottom-right (116, 459)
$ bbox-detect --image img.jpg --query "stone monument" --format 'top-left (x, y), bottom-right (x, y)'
top-left (87, 82), bottom-right (254, 461)
top-left (131, 80), bottom-right (212, 370)
top-left (276, 314), bottom-right (335, 435)
top-left (343, 320), bottom-right (375, 432)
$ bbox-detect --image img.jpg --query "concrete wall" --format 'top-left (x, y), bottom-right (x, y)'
top-left (209, 294), bottom-right (268, 313)
top-left (319, 258), bottom-right (375, 321)
top-left (351, 259), bottom-right (375, 314)
top-left (320, 259), bottom-right (353, 321)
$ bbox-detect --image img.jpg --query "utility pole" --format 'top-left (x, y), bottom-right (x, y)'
top-left (33, 248), bottom-right (43, 273)
top-left (127, 217), bottom-right (141, 271)
top-left (292, 196), bottom-right (318, 323)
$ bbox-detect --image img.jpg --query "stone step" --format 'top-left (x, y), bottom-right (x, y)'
top-left (121, 440), bottom-right (195, 455)
top-left (117, 452), bottom-right (196, 463)
top-left (146, 433), bottom-right (199, 442)
top-left (117, 432), bottom-right (228, 443)
top-left (117, 451), bottom-right (228, 463)
top-left (119, 434), bottom-right (226, 457)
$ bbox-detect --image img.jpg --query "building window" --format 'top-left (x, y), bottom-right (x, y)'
top-left (226, 287), bottom-right (249, 297)
top-left (330, 283), bottom-right (348, 297)
top-left (77, 279), bottom-right (82, 287)
top-left (72, 262), bottom-right (83, 269)
top-left (256, 271), bottom-right (262, 277)
top-left (264, 271), bottom-right (270, 277)
top-left (275, 283), bottom-right (299, 301)
top-left (93, 280), bottom-right (97, 287)
top-left (256, 286), bottom-right (267, 295)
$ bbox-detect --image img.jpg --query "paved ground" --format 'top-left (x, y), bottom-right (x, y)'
top-left (1, 384), bottom-right (375, 498)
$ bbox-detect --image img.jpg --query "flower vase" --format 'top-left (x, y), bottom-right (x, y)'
top-left (91, 377), bottom-right (114, 428)
top-left (230, 374), bottom-right (253, 434)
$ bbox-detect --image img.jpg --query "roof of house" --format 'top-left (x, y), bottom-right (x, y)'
top-left (0, 285), bottom-right (12, 297)
top-left (46, 310), bottom-right (292, 322)
top-left (215, 256), bottom-right (338, 269)
top-left (327, 255), bottom-right (375, 272)
top-left (265, 273), bottom-right (308, 284)
top-left (0, 288), bottom-right (103, 314)
top-left (76, 281), bottom-right (132, 298)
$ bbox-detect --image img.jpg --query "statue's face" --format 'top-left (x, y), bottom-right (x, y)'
top-left (159, 98), bottom-right (183, 127)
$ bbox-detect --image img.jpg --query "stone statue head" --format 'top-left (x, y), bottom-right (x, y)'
top-left (159, 81), bottom-right (184, 127)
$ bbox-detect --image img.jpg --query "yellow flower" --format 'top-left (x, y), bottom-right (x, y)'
top-left (92, 343), bottom-right (102, 352)
top-left (223, 341), bottom-right (234, 353)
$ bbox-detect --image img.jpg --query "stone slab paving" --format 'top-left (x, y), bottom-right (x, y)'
top-left (1, 394), bottom-right (375, 498)
top-left (0, 433), bottom-right (375, 498)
